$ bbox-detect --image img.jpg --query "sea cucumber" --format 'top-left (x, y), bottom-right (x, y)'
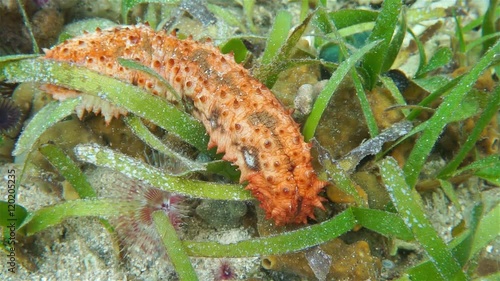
top-left (42, 24), bottom-right (327, 224)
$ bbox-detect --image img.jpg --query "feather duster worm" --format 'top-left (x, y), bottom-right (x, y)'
top-left (42, 24), bottom-right (327, 224)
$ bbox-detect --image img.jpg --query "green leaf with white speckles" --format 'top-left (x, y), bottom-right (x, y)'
top-left (184, 208), bottom-right (356, 257)
top-left (19, 199), bottom-right (131, 236)
top-left (303, 40), bottom-right (379, 141)
top-left (379, 157), bottom-right (468, 281)
top-left (153, 211), bottom-right (199, 280)
top-left (39, 143), bottom-right (97, 198)
top-left (0, 201), bottom-right (29, 230)
top-left (124, 115), bottom-right (206, 176)
top-left (403, 39), bottom-right (500, 187)
top-left (1, 58), bottom-right (209, 153)
top-left (361, 0), bottom-right (401, 89)
top-left (73, 143), bottom-right (251, 201)
top-left (13, 98), bottom-right (80, 156)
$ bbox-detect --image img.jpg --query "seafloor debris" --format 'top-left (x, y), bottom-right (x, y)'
top-left (262, 238), bottom-right (381, 280)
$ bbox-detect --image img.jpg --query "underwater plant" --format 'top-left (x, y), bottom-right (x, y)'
top-left (0, 0), bottom-right (499, 280)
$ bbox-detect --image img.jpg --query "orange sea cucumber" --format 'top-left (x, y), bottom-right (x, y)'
top-left (42, 24), bottom-right (327, 224)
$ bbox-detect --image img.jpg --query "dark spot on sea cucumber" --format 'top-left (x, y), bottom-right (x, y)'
top-left (188, 49), bottom-right (212, 78)
top-left (248, 111), bottom-right (277, 130)
top-left (241, 146), bottom-right (260, 171)
top-left (208, 108), bottom-right (221, 129)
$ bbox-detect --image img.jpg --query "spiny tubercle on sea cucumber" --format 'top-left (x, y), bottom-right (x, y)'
top-left (42, 24), bottom-right (328, 225)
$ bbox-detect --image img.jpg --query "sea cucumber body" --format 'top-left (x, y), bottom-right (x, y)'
top-left (43, 24), bottom-right (327, 224)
